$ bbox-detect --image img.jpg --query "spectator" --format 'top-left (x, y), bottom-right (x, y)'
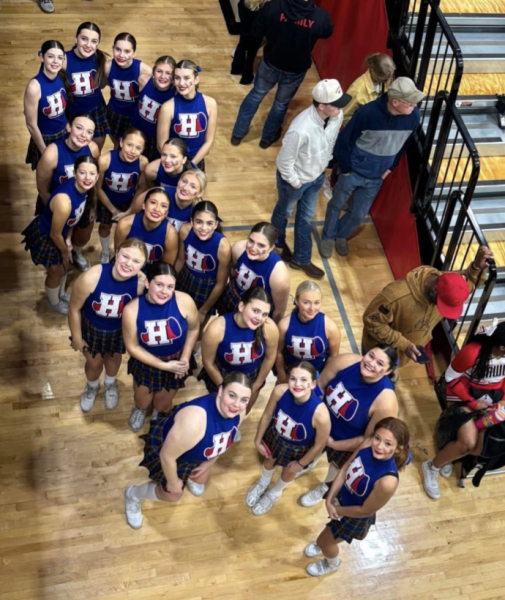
top-left (230, 0), bottom-right (333, 149)
top-left (422, 322), bottom-right (505, 500)
top-left (271, 79), bottom-right (350, 279)
top-left (361, 246), bottom-right (494, 367)
top-left (320, 77), bottom-right (424, 258)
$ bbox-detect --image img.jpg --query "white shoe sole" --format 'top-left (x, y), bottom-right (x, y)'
top-left (124, 488), bottom-right (143, 529)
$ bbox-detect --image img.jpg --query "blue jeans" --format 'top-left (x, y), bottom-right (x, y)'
top-left (271, 171), bottom-right (325, 265)
top-left (232, 59), bottom-right (306, 144)
top-left (322, 171), bottom-right (384, 241)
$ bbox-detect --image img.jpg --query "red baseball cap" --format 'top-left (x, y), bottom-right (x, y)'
top-left (436, 273), bottom-right (470, 319)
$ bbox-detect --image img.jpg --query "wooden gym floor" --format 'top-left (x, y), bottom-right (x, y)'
top-left (1, 1), bottom-right (505, 599)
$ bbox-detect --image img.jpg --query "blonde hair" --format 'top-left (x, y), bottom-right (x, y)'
top-left (365, 53), bottom-right (396, 81)
top-left (245, 0), bottom-right (271, 10)
top-left (183, 168), bottom-right (207, 193)
top-left (295, 280), bottom-right (322, 301)
top-left (117, 237), bottom-right (148, 266)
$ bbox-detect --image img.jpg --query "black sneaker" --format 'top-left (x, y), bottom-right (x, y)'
top-left (231, 134), bottom-right (243, 146)
top-left (275, 244), bottom-right (293, 262)
top-left (288, 261), bottom-right (325, 280)
top-left (259, 129), bottom-right (282, 149)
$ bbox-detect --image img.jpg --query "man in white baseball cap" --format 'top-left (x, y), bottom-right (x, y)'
top-left (271, 79), bottom-right (351, 279)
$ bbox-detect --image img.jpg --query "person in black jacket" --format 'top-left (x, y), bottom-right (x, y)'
top-left (231, 0), bottom-right (333, 149)
top-left (231, 0), bottom-right (269, 85)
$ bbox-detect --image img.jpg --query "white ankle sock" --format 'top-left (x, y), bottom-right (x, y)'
top-left (46, 286), bottom-right (60, 306)
top-left (99, 236), bottom-right (110, 253)
top-left (259, 465), bottom-right (275, 486)
top-left (268, 476), bottom-right (292, 498)
top-left (129, 482), bottom-right (158, 502)
top-left (324, 464), bottom-right (339, 484)
top-left (104, 374), bottom-right (116, 386)
top-left (325, 555), bottom-right (340, 567)
top-left (74, 246), bottom-right (84, 258)
top-left (87, 379), bottom-right (100, 389)
top-left (59, 274), bottom-right (68, 296)
top-left (431, 461), bottom-right (440, 472)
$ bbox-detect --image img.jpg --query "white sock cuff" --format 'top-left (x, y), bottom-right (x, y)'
top-left (325, 464), bottom-right (339, 484)
top-left (104, 374), bottom-right (116, 386)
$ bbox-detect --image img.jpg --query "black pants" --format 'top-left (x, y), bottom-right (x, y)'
top-left (231, 35), bottom-right (262, 84)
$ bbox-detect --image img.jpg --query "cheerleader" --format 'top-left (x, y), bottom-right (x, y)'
top-left (64, 22), bottom-right (110, 151)
top-left (130, 55), bottom-right (176, 162)
top-left (124, 372), bottom-right (252, 529)
top-left (246, 361), bottom-right (330, 515)
top-left (276, 281), bottom-right (341, 383)
top-left (157, 59), bottom-right (217, 170)
top-left (175, 201), bottom-right (231, 327)
top-left (122, 262), bottom-right (199, 432)
top-left (24, 40), bottom-right (69, 170)
top-left (299, 345), bottom-right (399, 508)
top-left (68, 239), bottom-right (148, 412)
top-left (96, 127), bottom-right (148, 264)
top-left (114, 188), bottom-right (178, 267)
top-left (216, 222), bottom-right (290, 323)
top-left (199, 287), bottom-right (279, 413)
top-left (22, 155), bottom-right (99, 315)
top-left (304, 418), bottom-right (409, 577)
top-left (105, 33), bottom-right (152, 148)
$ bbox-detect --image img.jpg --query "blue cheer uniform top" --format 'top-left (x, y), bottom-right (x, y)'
top-left (156, 161), bottom-right (197, 190)
top-left (284, 311), bottom-right (329, 372)
top-left (183, 228), bottom-right (223, 280)
top-left (339, 446), bottom-right (398, 507)
top-left (39, 178), bottom-right (88, 238)
top-left (165, 187), bottom-right (192, 232)
top-left (33, 70), bottom-right (67, 135)
top-left (216, 312), bottom-right (264, 375)
top-left (232, 250), bottom-right (281, 299)
top-left (130, 78), bottom-right (176, 138)
top-left (107, 58), bottom-right (141, 116)
top-left (162, 393), bottom-right (240, 463)
top-left (102, 149), bottom-right (140, 207)
top-left (169, 92), bottom-right (209, 159)
top-left (82, 263), bottom-right (139, 331)
top-left (136, 293), bottom-right (187, 359)
top-left (65, 50), bottom-right (104, 112)
top-left (50, 138), bottom-right (92, 192)
top-left (127, 212), bottom-right (168, 264)
top-left (325, 362), bottom-right (394, 441)
top-left (273, 389), bottom-right (321, 447)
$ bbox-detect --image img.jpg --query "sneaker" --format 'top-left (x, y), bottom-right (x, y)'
top-left (335, 238), bottom-right (349, 257)
top-left (422, 460), bottom-right (440, 500)
top-left (59, 291), bottom-right (71, 303)
top-left (245, 478), bottom-right (269, 507)
top-left (288, 261), bottom-right (325, 280)
top-left (252, 491), bottom-right (280, 516)
top-left (72, 251), bottom-right (90, 272)
top-left (259, 130), bottom-right (282, 150)
top-left (306, 558), bottom-right (341, 577)
top-left (319, 239), bottom-right (333, 259)
top-left (231, 134), bottom-right (243, 146)
top-left (104, 381), bottom-right (119, 410)
top-left (186, 479), bottom-right (205, 497)
top-left (299, 482), bottom-right (329, 507)
top-left (124, 487), bottom-right (143, 529)
top-left (80, 383), bottom-right (100, 412)
top-left (304, 542), bottom-right (323, 558)
top-left (129, 407), bottom-right (147, 432)
top-left (440, 462), bottom-right (453, 478)
top-left (234, 428), bottom-right (242, 443)
top-left (39, 0), bottom-right (55, 12)
top-left (47, 299), bottom-right (68, 315)
top-left (275, 244), bottom-right (293, 262)
top-left (322, 175), bottom-right (333, 200)
top-left (100, 251), bottom-right (110, 265)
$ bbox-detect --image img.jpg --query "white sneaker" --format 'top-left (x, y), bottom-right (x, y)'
top-left (39, 0), bottom-right (55, 12)
top-left (295, 455), bottom-right (322, 479)
top-left (186, 479), bottom-right (205, 497)
top-left (73, 251), bottom-right (90, 272)
top-left (100, 251), bottom-right (110, 265)
top-left (252, 491), bottom-right (280, 516)
top-left (304, 542), bottom-right (323, 558)
top-left (306, 558), bottom-right (341, 577)
top-left (104, 381), bottom-right (119, 410)
top-left (47, 299), bottom-right (68, 315)
top-left (422, 460), bottom-right (441, 499)
top-left (245, 479), bottom-right (269, 507)
top-left (129, 407), bottom-right (147, 432)
top-left (299, 482), bottom-right (329, 507)
top-left (440, 462), bottom-right (453, 478)
top-left (80, 383), bottom-right (99, 412)
top-left (124, 487), bottom-right (143, 529)
top-left (322, 175), bottom-right (333, 200)
top-left (234, 429), bottom-right (242, 443)
top-left (150, 409), bottom-right (159, 422)
top-left (59, 291), bottom-right (71, 303)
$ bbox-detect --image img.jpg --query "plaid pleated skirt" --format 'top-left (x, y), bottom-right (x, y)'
top-left (177, 266), bottom-right (217, 313)
top-left (97, 201), bottom-right (131, 225)
top-left (128, 351), bottom-right (194, 392)
top-left (142, 137), bottom-right (160, 163)
top-left (106, 105), bottom-right (131, 140)
top-left (215, 282), bottom-right (241, 315)
top-left (81, 314), bottom-right (125, 358)
top-left (139, 412), bottom-right (200, 490)
top-left (262, 423), bottom-right (313, 467)
top-left (197, 360), bottom-right (262, 393)
top-left (328, 498), bottom-right (377, 544)
top-left (25, 128), bottom-right (67, 171)
top-left (325, 447), bottom-right (352, 469)
top-left (22, 218), bottom-right (63, 267)
top-left (68, 101), bottom-right (110, 138)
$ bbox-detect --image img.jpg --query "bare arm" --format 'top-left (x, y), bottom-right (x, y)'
top-left (50, 195), bottom-right (73, 267)
top-left (199, 237), bottom-right (232, 319)
top-left (274, 316), bottom-right (290, 384)
top-left (24, 79), bottom-right (46, 154)
top-left (163, 224), bottom-right (179, 266)
top-left (270, 261), bottom-right (290, 323)
top-left (174, 224), bottom-right (189, 274)
top-left (96, 153), bottom-right (118, 214)
top-left (176, 292), bottom-right (200, 366)
top-left (36, 143), bottom-right (59, 202)
top-left (133, 160), bottom-right (159, 206)
top-left (300, 404), bottom-right (331, 466)
top-left (156, 99), bottom-right (174, 154)
top-left (201, 316), bottom-right (226, 387)
top-left (68, 266), bottom-right (102, 352)
top-left (192, 95), bottom-right (218, 165)
top-left (252, 319), bottom-right (279, 394)
top-left (319, 316), bottom-right (341, 384)
top-left (114, 215), bottom-right (133, 252)
top-left (139, 61), bottom-right (153, 78)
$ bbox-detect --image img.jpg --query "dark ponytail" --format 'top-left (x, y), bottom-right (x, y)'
top-left (468, 322), bottom-right (505, 381)
top-left (238, 287), bottom-right (272, 351)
